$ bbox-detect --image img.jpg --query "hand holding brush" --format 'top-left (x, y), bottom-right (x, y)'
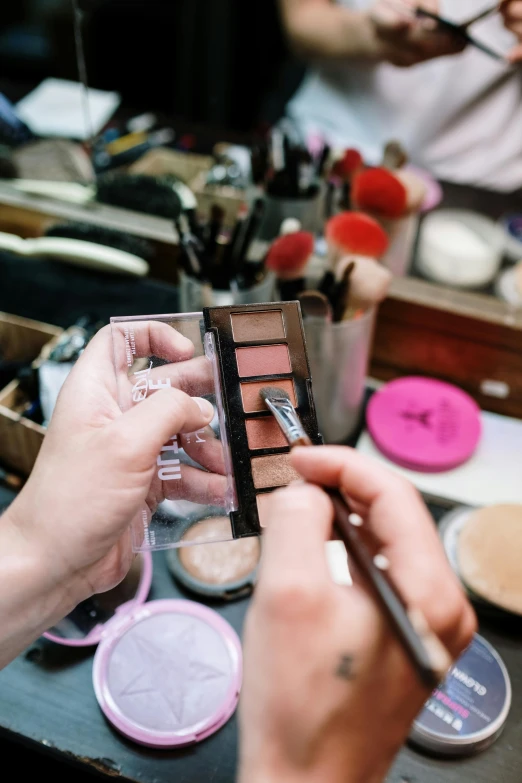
top-left (258, 387), bottom-right (471, 691)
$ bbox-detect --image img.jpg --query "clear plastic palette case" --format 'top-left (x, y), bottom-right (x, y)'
top-left (111, 312), bottom-right (237, 552)
top-left (111, 303), bottom-right (320, 552)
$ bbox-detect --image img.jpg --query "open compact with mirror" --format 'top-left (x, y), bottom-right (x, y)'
top-left (110, 301), bottom-right (322, 553)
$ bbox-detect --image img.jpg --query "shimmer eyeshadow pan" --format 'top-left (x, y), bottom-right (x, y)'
top-left (236, 344), bottom-right (291, 378)
top-left (203, 302), bottom-right (321, 539)
top-left (231, 311), bottom-right (285, 343)
top-left (241, 379), bottom-right (297, 414)
top-left (251, 454), bottom-right (301, 489)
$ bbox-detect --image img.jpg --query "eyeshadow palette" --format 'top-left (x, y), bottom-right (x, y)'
top-left (205, 301), bottom-right (322, 537)
top-left (111, 302), bottom-right (321, 552)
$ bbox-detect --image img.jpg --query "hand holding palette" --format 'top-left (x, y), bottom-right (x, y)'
top-left (111, 302), bottom-right (321, 552)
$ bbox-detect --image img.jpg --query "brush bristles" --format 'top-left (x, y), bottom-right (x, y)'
top-left (260, 386), bottom-right (292, 404)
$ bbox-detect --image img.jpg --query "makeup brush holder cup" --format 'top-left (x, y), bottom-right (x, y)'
top-left (258, 187), bottom-right (325, 241)
top-left (381, 214), bottom-right (420, 277)
top-left (179, 271), bottom-right (276, 312)
top-left (305, 307), bottom-right (376, 443)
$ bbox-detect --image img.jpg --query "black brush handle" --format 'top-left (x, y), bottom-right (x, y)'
top-left (326, 487), bottom-right (443, 690)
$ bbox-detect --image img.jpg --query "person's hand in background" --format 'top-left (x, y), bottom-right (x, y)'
top-left (278, 0), bottom-right (466, 65)
top-left (239, 446), bottom-right (476, 783)
top-left (0, 323), bottom-right (224, 667)
top-left (369, 0), bottom-right (466, 67)
top-left (500, 0), bottom-right (522, 62)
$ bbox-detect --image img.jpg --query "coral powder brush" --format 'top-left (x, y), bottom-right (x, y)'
top-left (325, 211), bottom-right (390, 262)
top-left (352, 167), bottom-right (408, 220)
top-left (265, 230), bottom-right (315, 301)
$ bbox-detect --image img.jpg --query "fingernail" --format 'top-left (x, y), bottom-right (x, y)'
top-left (194, 397), bottom-right (214, 419)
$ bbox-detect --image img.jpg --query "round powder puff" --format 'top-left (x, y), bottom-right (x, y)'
top-left (367, 377), bottom-right (481, 472)
top-left (458, 505), bottom-right (522, 616)
top-left (93, 599), bottom-right (242, 747)
top-left (167, 517), bottom-right (260, 599)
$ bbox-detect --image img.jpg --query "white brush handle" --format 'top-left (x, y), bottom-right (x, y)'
top-left (0, 232), bottom-right (148, 276)
top-left (8, 180), bottom-right (93, 204)
top-left (172, 181), bottom-right (197, 211)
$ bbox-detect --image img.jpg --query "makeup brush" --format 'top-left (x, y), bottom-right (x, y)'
top-left (259, 386), bottom-right (452, 690)
top-left (298, 290), bottom-right (332, 321)
top-left (8, 173), bottom-right (184, 220)
top-left (325, 211), bottom-right (390, 265)
top-left (331, 148), bottom-right (364, 182)
top-left (352, 168), bottom-right (408, 220)
top-left (382, 140), bottom-right (408, 171)
top-left (233, 197), bottom-right (266, 289)
top-left (265, 230), bottom-right (315, 301)
top-left (336, 254), bottom-right (392, 312)
top-left (176, 212), bottom-right (203, 277)
top-left (394, 169), bottom-right (428, 215)
top-left (331, 260), bottom-right (356, 322)
top-left (0, 229), bottom-right (148, 276)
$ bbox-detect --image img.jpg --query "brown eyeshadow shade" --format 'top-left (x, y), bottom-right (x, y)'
top-left (179, 517), bottom-right (260, 585)
top-left (245, 417), bottom-right (289, 450)
top-left (236, 344), bottom-right (291, 378)
top-left (251, 453), bottom-right (301, 489)
top-left (231, 310), bottom-right (285, 343)
top-left (241, 379), bottom-right (296, 413)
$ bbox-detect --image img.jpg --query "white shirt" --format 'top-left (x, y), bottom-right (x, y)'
top-left (288, 1), bottom-right (522, 191)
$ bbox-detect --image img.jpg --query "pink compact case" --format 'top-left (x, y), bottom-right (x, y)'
top-left (43, 558), bottom-right (242, 748)
top-left (43, 552), bottom-right (153, 646)
top-left (93, 599), bottom-right (242, 748)
top-left (367, 377), bottom-right (481, 473)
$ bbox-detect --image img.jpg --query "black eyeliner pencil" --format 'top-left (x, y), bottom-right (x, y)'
top-left (260, 386), bottom-right (452, 690)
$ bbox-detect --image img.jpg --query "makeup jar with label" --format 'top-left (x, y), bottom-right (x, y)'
top-left (110, 302), bottom-right (321, 552)
top-left (410, 634), bottom-right (511, 756)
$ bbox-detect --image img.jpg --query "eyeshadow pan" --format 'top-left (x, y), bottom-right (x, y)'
top-left (241, 379), bottom-right (297, 414)
top-left (245, 417), bottom-right (289, 450)
top-left (231, 311), bottom-right (285, 343)
top-left (256, 492), bottom-right (273, 528)
top-left (236, 344), bottom-right (291, 378)
top-left (251, 453), bottom-right (301, 489)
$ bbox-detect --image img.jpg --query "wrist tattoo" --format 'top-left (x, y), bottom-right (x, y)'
top-left (335, 653), bottom-right (356, 681)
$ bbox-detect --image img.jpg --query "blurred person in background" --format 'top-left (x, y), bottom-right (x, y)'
top-left (279, 0), bottom-right (522, 191)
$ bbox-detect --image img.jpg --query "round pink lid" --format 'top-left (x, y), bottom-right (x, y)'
top-left (93, 599), bottom-right (242, 748)
top-left (367, 377), bottom-right (481, 472)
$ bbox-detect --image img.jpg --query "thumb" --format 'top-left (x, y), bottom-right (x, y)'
top-left (260, 483), bottom-right (333, 584)
top-left (107, 388), bottom-right (214, 470)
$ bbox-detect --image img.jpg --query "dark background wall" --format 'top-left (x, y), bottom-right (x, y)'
top-left (0, 0), bottom-right (305, 131)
